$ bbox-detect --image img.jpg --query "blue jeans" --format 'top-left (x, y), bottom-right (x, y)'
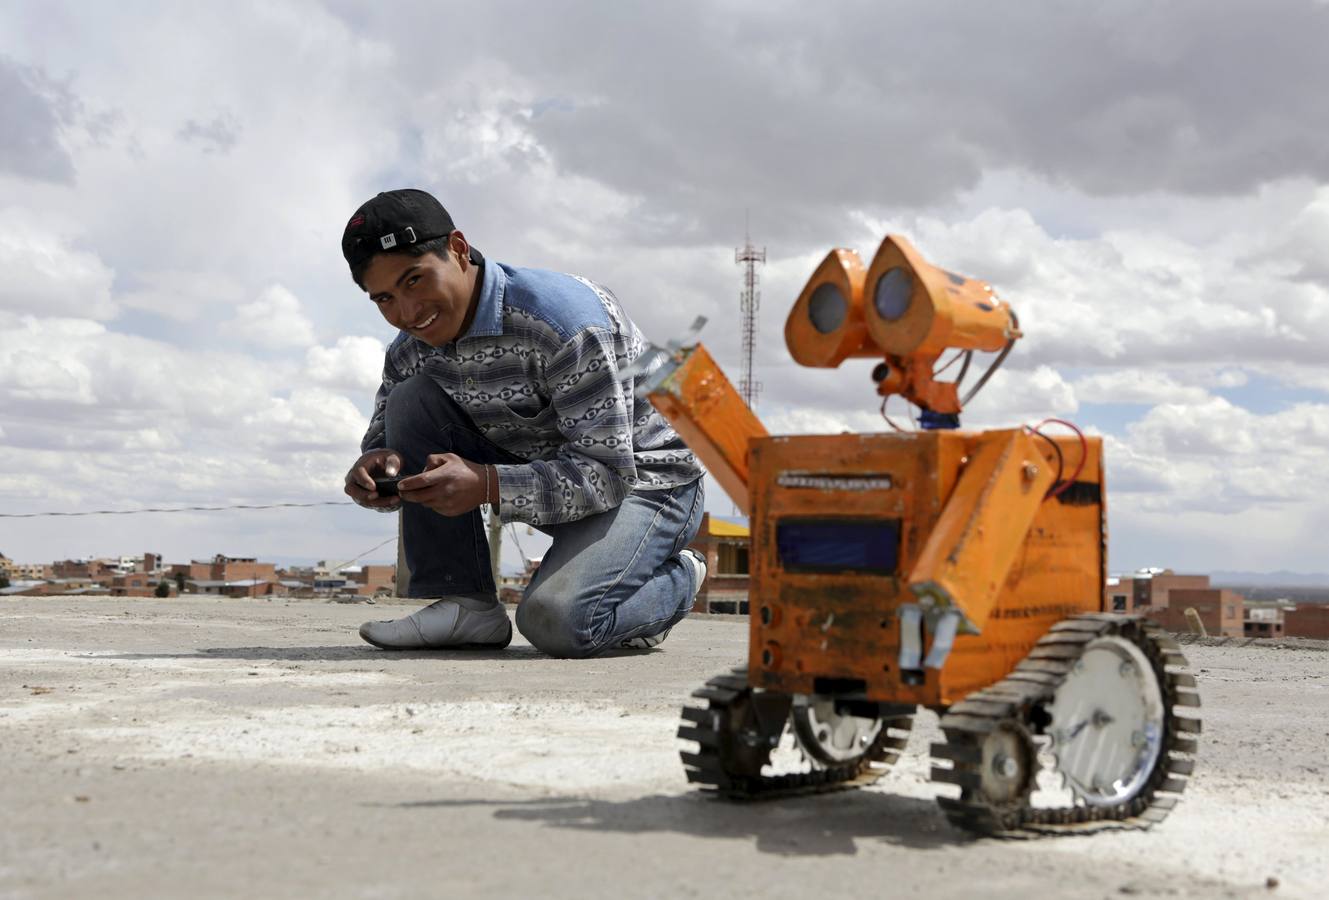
top-left (385, 372), bottom-right (705, 658)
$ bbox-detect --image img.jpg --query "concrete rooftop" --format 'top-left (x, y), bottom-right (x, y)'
top-left (2, 597), bottom-right (1327, 899)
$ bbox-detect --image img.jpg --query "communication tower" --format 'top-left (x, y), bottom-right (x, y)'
top-left (735, 222), bottom-right (766, 410)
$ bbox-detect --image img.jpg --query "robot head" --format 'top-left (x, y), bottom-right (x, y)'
top-left (784, 234), bottom-right (1021, 413)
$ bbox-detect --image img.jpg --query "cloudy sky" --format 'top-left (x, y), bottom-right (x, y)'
top-left (3, 0), bottom-right (1329, 575)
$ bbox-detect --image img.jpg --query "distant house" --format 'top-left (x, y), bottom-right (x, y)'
top-left (1244, 604), bottom-right (1287, 638)
top-left (1104, 569), bottom-right (1245, 637)
top-left (1284, 604), bottom-right (1329, 640)
top-left (110, 572), bottom-right (169, 597)
top-left (686, 514), bottom-right (751, 615)
top-left (340, 564), bottom-right (396, 596)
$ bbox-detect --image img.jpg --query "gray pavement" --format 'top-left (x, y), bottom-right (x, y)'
top-left (2, 597), bottom-right (1326, 899)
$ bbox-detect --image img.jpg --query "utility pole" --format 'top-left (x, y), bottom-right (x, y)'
top-left (394, 509), bottom-right (499, 598)
top-left (395, 512), bottom-right (410, 598)
top-left (735, 214), bottom-right (765, 412)
top-left (487, 508), bottom-right (503, 589)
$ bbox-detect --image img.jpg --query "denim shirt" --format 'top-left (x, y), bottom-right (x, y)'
top-left (361, 261), bottom-right (702, 526)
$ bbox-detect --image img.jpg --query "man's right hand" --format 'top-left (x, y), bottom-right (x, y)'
top-left (344, 449), bottom-right (404, 511)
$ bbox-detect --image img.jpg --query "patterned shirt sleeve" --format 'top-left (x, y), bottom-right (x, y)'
top-left (494, 326), bottom-right (636, 526)
top-left (360, 341), bottom-right (407, 454)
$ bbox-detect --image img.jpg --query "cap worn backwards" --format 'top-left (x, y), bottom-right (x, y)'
top-left (341, 188), bottom-right (463, 272)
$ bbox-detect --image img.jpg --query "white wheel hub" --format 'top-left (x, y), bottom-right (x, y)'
top-left (791, 695), bottom-right (883, 764)
top-left (1047, 635), bottom-right (1165, 806)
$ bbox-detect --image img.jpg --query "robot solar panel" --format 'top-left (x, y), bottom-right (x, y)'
top-left (775, 519), bottom-right (900, 574)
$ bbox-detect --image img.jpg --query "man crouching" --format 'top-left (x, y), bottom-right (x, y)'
top-left (340, 189), bottom-right (706, 657)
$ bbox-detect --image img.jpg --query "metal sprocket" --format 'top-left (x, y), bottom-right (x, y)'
top-left (678, 669), bottom-right (913, 800)
top-left (930, 613), bottom-right (1201, 837)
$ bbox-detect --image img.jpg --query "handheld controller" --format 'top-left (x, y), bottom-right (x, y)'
top-left (373, 475), bottom-right (403, 497)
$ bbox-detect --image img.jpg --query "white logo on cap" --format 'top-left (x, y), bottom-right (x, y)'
top-left (380, 233), bottom-right (398, 250)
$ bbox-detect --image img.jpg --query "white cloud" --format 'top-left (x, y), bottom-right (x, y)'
top-left (1106, 398), bottom-right (1329, 517)
top-left (2, 1), bottom-right (1329, 572)
top-left (1072, 370), bottom-right (1213, 406)
top-left (851, 202), bottom-right (1329, 372)
top-left (304, 336), bottom-right (384, 393)
top-left (0, 215), bottom-right (115, 319)
top-left (225, 284), bottom-right (315, 350)
top-left (117, 269), bottom-right (247, 322)
top-left (0, 313), bottom-right (366, 469)
top-left (242, 387), bottom-right (367, 451)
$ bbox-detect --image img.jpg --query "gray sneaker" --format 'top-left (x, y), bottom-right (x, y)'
top-left (619, 549), bottom-right (707, 650)
top-left (359, 594), bottom-right (512, 650)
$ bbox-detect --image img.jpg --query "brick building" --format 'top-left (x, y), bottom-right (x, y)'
top-left (1285, 605), bottom-right (1329, 640)
top-left (110, 572), bottom-right (170, 597)
top-left (1105, 570), bottom-right (1245, 637)
top-left (0, 556), bottom-right (48, 581)
top-left (1105, 571), bottom-right (1210, 613)
top-left (686, 514), bottom-right (751, 615)
top-left (1141, 587), bottom-right (1246, 637)
top-left (165, 556), bottom-right (280, 596)
top-left (1245, 605), bottom-right (1287, 638)
top-left (346, 564), bottom-right (396, 596)
top-left (51, 558), bottom-right (118, 581)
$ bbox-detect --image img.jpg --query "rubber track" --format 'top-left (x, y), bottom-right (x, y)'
top-left (930, 613), bottom-right (1201, 837)
top-left (677, 668), bottom-right (914, 801)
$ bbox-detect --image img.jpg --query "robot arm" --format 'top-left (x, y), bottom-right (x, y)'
top-left (635, 338), bottom-right (768, 514)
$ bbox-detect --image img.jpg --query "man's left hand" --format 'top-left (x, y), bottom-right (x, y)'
top-left (398, 453), bottom-right (490, 516)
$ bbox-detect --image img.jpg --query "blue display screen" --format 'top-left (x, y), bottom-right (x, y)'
top-left (775, 519), bottom-right (901, 574)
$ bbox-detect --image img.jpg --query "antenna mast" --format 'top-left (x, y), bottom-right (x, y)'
top-left (735, 214), bottom-right (765, 411)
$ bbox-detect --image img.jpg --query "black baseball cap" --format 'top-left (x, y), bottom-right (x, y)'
top-left (341, 188), bottom-right (482, 274)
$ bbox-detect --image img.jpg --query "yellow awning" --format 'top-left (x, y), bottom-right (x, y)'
top-left (707, 517), bottom-right (749, 537)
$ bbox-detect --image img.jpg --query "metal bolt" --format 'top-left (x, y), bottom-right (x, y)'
top-left (992, 753), bottom-right (1019, 779)
top-left (1023, 462), bottom-right (1039, 480)
top-left (1119, 660), bottom-right (1135, 678)
top-left (740, 728), bottom-right (764, 748)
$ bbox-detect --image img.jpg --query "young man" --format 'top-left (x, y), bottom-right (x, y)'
top-left (341, 189), bottom-right (706, 657)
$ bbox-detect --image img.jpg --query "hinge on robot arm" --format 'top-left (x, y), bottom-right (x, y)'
top-left (898, 604), bottom-right (963, 683)
top-left (625, 316), bottom-right (708, 397)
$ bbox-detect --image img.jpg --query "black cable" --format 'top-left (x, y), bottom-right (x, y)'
top-left (933, 349), bottom-right (967, 377)
top-left (959, 338), bottom-right (1014, 407)
top-left (954, 350), bottom-right (973, 388)
top-left (879, 395), bottom-right (910, 433)
top-left (0, 501), bottom-right (354, 519)
top-left (959, 309), bottom-right (1020, 407)
top-left (1026, 427), bottom-right (1065, 498)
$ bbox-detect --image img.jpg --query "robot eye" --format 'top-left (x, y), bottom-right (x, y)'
top-left (873, 267), bottom-right (913, 322)
top-left (808, 283), bottom-right (848, 334)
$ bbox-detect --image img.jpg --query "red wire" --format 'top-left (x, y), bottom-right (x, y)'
top-left (1029, 417), bottom-right (1087, 498)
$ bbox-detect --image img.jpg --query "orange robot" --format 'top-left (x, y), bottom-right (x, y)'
top-left (635, 235), bottom-right (1200, 836)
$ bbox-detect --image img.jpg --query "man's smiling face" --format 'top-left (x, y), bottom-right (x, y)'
top-left (362, 235), bottom-right (476, 347)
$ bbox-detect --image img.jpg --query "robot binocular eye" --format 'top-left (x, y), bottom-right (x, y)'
top-left (785, 234), bottom-right (1019, 369)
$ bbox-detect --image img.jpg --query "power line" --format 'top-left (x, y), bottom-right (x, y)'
top-left (325, 534), bottom-right (398, 573)
top-left (0, 501), bottom-right (354, 519)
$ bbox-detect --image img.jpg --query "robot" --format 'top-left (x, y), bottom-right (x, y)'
top-left (634, 235), bottom-right (1201, 836)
